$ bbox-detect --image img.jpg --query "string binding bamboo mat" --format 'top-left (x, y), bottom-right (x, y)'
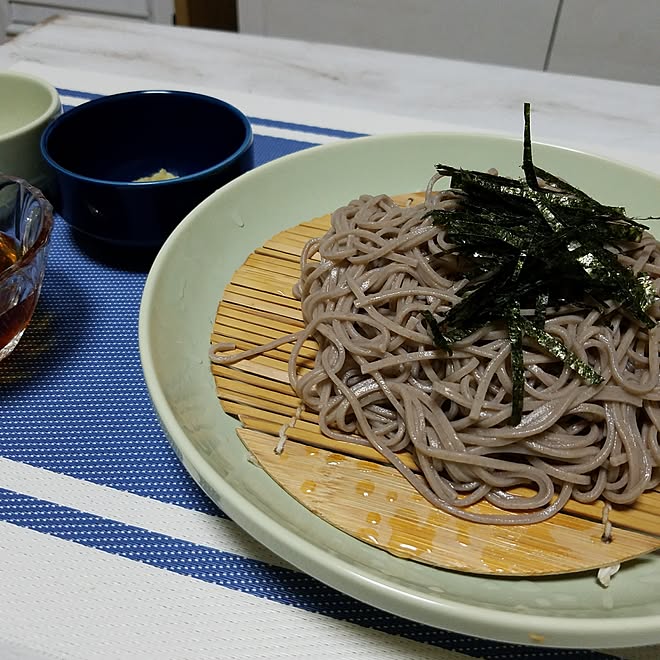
top-left (211, 193), bottom-right (660, 577)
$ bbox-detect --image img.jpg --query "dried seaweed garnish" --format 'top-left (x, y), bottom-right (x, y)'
top-left (506, 305), bottom-right (525, 425)
top-left (424, 103), bottom-right (657, 425)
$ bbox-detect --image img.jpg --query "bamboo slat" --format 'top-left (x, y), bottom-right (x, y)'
top-left (239, 428), bottom-right (660, 576)
top-left (211, 195), bottom-right (660, 576)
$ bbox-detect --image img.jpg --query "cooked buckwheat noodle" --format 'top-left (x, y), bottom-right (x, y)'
top-left (211, 177), bottom-right (660, 524)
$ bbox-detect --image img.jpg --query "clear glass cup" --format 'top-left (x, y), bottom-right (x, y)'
top-left (0, 174), bottom-right (53, 361)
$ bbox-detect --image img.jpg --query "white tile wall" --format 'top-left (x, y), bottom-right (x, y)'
top-left (238, 0), bottom-right (561, 70)
top-left (548, 0), bottom-right (660, 86)
top-left (238, 0), bottom-right (660, 86)
top-left (0, 1), bottom-right (8, 44)
top-left (4, 0), bottom-right (173, 37)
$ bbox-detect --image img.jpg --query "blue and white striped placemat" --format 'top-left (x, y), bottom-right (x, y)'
top-left (0, 68), bottom-right (656, 660)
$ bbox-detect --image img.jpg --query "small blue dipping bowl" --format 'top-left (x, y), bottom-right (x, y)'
top-left (41, 90), bottom-right (253, 247)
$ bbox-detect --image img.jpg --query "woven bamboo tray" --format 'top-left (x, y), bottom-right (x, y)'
top-left (211, 193), bottom-right (660, 577)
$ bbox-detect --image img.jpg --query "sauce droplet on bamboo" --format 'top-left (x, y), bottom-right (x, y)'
top-left (356, 480), bottom-right (375, 497)
top-left (366, 511), bottom-right (382, 525)
top-left (326, 453), bottom-right (346, 465)
top-left (388, 508), bottom-right (435, 558)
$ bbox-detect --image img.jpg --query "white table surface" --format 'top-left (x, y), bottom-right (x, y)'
top-left (1, 14), bottom-right (660, 660)
top-left (1, 14), bottom-right (660, 177)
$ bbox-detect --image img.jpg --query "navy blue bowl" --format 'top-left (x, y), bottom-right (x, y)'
top-left (41, 90), bottom-right (253, 247)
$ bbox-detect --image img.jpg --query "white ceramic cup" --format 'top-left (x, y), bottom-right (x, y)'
top-left (0, 70), bottom-right (62, 194)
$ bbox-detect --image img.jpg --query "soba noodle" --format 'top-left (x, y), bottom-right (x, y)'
top-left (211, 179), bottom-right (660, 525)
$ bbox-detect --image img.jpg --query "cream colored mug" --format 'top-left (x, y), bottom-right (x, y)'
top-left (0, 70), bottom-right (62, 195)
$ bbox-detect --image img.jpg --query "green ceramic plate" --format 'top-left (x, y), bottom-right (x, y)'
top-left (139, 133), bottom-right (660, 649)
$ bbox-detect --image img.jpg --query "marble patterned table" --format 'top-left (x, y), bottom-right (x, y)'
top-left (1, 14), bottom-right (659, 176)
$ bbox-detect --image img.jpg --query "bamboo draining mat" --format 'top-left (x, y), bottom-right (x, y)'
top-left (211, 193), bottom-right (660, 577)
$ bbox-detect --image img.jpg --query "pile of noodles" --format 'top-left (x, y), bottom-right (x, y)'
top-left (212, 181), bottom-right (660, 525)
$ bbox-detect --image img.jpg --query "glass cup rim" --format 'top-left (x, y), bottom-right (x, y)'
top-left (0, 173), bottom-right (54, 284)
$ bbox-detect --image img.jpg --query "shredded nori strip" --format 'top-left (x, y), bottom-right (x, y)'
top-left (506, 305), bottom-right (525, 425)
top-left (424, 103), bottom-right (657, 425)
